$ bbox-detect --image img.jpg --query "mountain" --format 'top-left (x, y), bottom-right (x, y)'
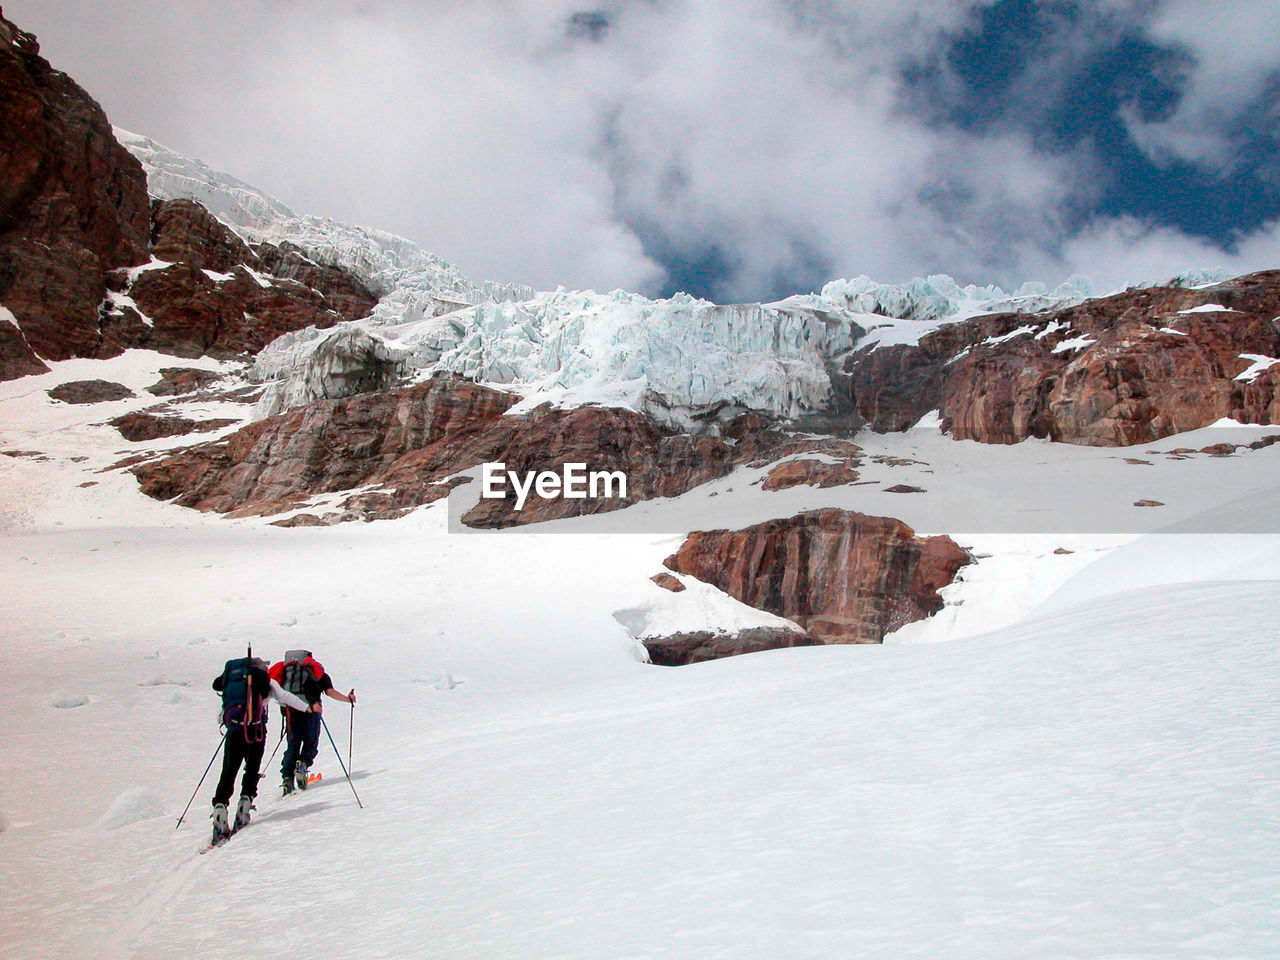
top-left (1, 10), bottom-right (1278, 959)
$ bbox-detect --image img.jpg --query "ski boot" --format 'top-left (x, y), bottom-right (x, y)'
top-left (234, 795), bottom-right (255, 831)
top-left (295, 761), bottom-right (309, 791)
top-left (210, 802), bottom-right (232, 845)
top-left (282, 777), bottom-right (295, 797)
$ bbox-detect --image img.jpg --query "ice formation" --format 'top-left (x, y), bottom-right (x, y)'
top-left (249, 276), bottom-right (1100, 426)
top-left (117, 129), bottom-right (1210, 428)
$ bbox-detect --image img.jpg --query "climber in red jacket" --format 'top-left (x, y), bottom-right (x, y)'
top-left (269, 649), bottom-right (356, 795)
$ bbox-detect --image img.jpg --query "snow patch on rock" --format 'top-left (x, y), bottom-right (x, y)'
top-left (614, 573), bottom-right (803, 640)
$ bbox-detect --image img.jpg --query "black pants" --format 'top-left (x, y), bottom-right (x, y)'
top-left (281, 709), bottom-right (320, 780)
top-left (213, 726), bottom-right (266, 807)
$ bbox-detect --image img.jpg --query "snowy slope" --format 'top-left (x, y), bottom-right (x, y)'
top-left (2, 348), bottom-right (1279, 960)
top-left (1, 516), bottom-right (1275, 959)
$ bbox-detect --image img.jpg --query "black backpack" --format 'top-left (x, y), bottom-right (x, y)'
top-left (280, 649), bottom-right (317, 698)
top-left (219, 657), bottom-right (266, 742)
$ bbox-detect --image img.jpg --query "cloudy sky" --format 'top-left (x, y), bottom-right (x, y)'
top-left (14, 0), bottom-right (1280, 301)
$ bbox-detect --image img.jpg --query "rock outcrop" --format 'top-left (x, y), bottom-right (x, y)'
top-left (48, 380), bottom-right (134, 404)
top-left (130, 377), bottom-right (853, 525)
top-left (110, 411), bottom-right (238, 442)
top-left (761, 457), bottom-right (861, 491)
top-left (643, 627), bottom-right (819, 666)
top-left (0, 12), bottom-right (378, 380)
top-left (664, 509), bottom-right (970, 644)
top-left (106, 198), bottom-right (379, 361)
top-left (844, 272), bottom-right (1280, 445)
top-left (0, 11), bottom-right (150, 378)
top-left (145, 367), bottom-right (224, 396)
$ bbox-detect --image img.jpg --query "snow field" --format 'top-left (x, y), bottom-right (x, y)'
top-left (1, 350), bottom-right (1278, 958)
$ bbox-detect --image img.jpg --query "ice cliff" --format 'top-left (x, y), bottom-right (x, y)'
top-left (117, 128), bottom-right (1216, 430)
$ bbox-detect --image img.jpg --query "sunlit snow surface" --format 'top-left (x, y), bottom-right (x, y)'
top-left (1, 351), bottom-right (1278, 959)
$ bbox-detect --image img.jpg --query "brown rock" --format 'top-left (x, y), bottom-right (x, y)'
top-left (1199, 443), bottom-right (1236, 456)
top-left (271, 513), bottom-right (325, 528)
top-left (145, 367), bottom-right (224, 396)
top-left (148, 199), bottom-right (255, 274)
top-left (0, 11), bottom-right (149, 378)
top-left (0, 320), bottom-right (47, 377)
top-left (110, 411), bottom-right (239, 442)
top-left (643, 627), bottom-right (818, 666)
top-left (130, 378), bottom-right (806, 526)
top-left (663, 509), bottom-right (971, 644)
top-left (884, 484), bottom-right (926, 493)
top-left (650, 572), bottom-right (686, 593)
top-left (0, 14), bottom-right (377, 379)
top-left (761, 458), bottom-right (860, 491)
top-left (749, 437), bottom-right (862, 467)
top-left (48, 380), bottom-right (134, 404)
top-left (843, 271), bottom-right (1280, 446)
top-left (1134, 499), bottom-right (1165, 507)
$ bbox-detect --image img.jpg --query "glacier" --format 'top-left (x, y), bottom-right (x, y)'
top-left (115, 128), bottom-right (1213, 429)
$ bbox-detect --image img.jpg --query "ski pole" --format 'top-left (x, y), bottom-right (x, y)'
top-left (321, 715), bottom-right (363, 809)
top-left (266, 714), bottom-right (286, 769)
top-left (176, 730), bottom-right (229, 829)
top-left (348, 701), bottom-right (354, 774)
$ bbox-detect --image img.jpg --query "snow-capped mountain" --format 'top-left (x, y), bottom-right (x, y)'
top-left (115, 131), bottom-right (1112, 425)
top-left (116, 129), bottom-right (535, 319)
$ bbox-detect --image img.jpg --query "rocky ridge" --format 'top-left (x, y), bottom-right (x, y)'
top-left (0, 10), bottom-right (378, 380)
top-left (843, 274), bottom-right (1280, 445)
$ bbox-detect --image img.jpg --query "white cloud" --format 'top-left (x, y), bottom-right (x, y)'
top-left (1044, 216), bottom-right (1280, 291)
top-left (1122, 0), bottom-right (1280, 171)
top-left (8, 0), bottom-right (1278, 300)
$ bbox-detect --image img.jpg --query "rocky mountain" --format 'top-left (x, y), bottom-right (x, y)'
top-left (0, 13), bottom-right (149, 377)
top-left (2, 8), bottom-right (1278, 665)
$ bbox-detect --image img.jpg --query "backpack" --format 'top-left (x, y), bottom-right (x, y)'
top-left (278, 649), bottom-right (323, 699)
top-left (219, 657), bottom-right (266, 742)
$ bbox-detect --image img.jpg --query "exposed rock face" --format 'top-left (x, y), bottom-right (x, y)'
top-left (48, 380), bottom-right (134, 404)
top-left (133, 377), bottom-right (519, 517)
top-left (761, 457), bottom-right (860, 491)
top-left (110, 411), bottom-right (238, 442)
top-left (650, 572), bottom-right (686, 593)
top-left (113, 200), bottom-right (379, 361)
top-left (0, 11), bottom-right (150, 378)
top-left (643, 627), bottom-right (819, 666)
top-left (664, 509), bottom-right (970, 644)
top-left (148, 198), bottom-right (252, 273)
top-left (145, 367), bottom-right (223, 396)
top-left (844, 272), bottom-right (1280, 445)
top-left (130, 377), bottom-right (818, 525)
top-left (0, 13), bottom-right (378, 380)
